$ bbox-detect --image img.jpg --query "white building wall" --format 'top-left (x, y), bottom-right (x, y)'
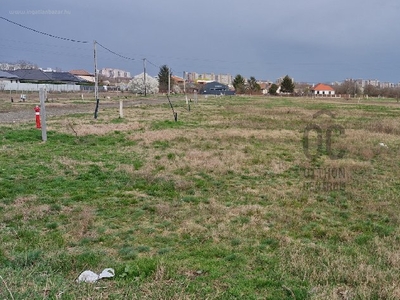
top-left (314, 90), bottom-right (336, 96)
top-left (2, 82), bottom-right (81, 92)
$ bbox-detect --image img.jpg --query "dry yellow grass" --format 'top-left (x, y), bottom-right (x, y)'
top-left (3, 94), bottom-right (400, 298)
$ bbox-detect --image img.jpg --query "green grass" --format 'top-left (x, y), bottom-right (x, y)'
top-left (1, 95), bottom-right (400, 299)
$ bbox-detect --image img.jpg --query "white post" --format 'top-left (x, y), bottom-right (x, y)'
top-left (119, 100), bottom-right (123, 118)
top-left (39, 88), bottom-right (47, 142)
top-left (183, 71), bottom-right (186, 94)
top-left (143, 58), bottom-right (147, 97)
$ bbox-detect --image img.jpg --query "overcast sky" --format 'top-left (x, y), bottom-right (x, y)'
top-left (1, 0), bottom-right (399, 83)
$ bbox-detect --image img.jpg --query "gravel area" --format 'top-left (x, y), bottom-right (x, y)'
top-left (0, 98), bottom-right (171, 124)
top-left (0, 105), bottom-right (91, 124)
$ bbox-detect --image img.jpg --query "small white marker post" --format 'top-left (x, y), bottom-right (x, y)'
top-left (119, 100), bottom-right (124, 118)
top-left (39, 88), bottom-right (47, 142)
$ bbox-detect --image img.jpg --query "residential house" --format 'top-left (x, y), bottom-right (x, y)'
top-left (258, 82), bottom-right (270, 95)
top-left (8, 69), bottom-right (53, 83)
top-left (0, 70), bottom-right (20, 89)
top-left (44, 71), bottom-right (88, 84)
top-left (171, 75), bottom-right (185, 84)
top-left (311, 83), bottom-right (335, 97)
top-left (9, 69), bottom-right (85, 85)
top-left (199, 81), bottom-right (235, 96)
top-left (70, 69), bottom-right (95, 83)
top-left (5, 69), bottom-right (83, 92)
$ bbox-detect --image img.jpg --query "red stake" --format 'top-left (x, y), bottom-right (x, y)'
top-left (34, 105), bottom-right (41, 128)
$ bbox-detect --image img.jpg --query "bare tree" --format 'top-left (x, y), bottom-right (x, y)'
top-left (363, 84), bottom-right (379, 97)
top-left (334, 80), bottom-right (360, 97)
top-left (16, 60), bottom-right (38, 69)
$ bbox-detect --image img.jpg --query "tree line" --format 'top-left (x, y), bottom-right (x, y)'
top-left (232, 74), bottom-right (295, 95)
top-left (333, 81), bottom-right (400, 98)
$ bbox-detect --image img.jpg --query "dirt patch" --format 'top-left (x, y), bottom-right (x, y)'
top-left (0, 97), bottom-right (172, 124)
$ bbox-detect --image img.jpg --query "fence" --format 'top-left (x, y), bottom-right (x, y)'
top-left (1, 82), bottom-right (81, 92)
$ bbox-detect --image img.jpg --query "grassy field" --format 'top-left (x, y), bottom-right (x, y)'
top-left (1, 95), bottom-right (400, 299)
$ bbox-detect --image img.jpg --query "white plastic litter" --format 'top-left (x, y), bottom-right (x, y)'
top-left (379, 143), bottom-right (388, 148)
top-left (77, 268), bottom-right (115, 283)
top-left (99, 268), bottom-right (115, 279)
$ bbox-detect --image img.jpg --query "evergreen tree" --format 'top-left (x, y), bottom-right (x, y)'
top-left (247, 76), bottom-right (261, 94)
top-left (233, 74), bottom-right (246, 94)
top-left (269, 83), bottom-right (279, 95)
top-left (281, 75), bottom-right (295, 93)
top-left (158, 65), bottom-right (173, 93)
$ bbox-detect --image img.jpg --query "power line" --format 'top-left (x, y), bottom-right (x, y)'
top-left (0, 16), bottom-right (89, 43)
top-left (0, 16), bottom-right (337, 73)
top-left (0, 37), bottom-right (90, 51)
top-left (147, 59), bottom-right (161, 69)
top-left (146, 59), bottom-right (186, 80)
top-left (1, 16), bottom-right (136, 63)
top-left (0, 43), bottom-right (92, 60)
top-left (96, 42), bottom-right (135, 61)
top-left (147, 60), bottom-right (181, 75)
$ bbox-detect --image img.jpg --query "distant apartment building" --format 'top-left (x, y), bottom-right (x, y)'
top-left (215, 74), bottom-right (233, 85)
top-left (198, 73), bottom-right (214, 81)
top-left (366, 79), bottom-right (380, 87)
top-left (379, 82), bottom-right (396, 88)
top-left (186, 72), bottom-right (198, 82)
top-left (100, 68), bottom-right (131, 79)
top-left (185, 72), bottom-right (232, 85)
top-left (344, 78), bottom-right (400, 91)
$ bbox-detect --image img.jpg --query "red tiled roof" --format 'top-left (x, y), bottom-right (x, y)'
top-left (171, 75), bottom-right (184, 83)
top-left (313, 83), bottom-right (334, 91)
top-left (69, 69), bottom-right (93, 76)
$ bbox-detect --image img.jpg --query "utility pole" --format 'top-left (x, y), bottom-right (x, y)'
top-left (168, 67), bottom-right (171, 96)
top-left (143, 58), bottom-right (147, 97)
top-left (184, 71), bottom-right (188, 106)
top-left (183, 71), bottom-right (186, 94)
top-left (94, 40), bottom-right (99, 119)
